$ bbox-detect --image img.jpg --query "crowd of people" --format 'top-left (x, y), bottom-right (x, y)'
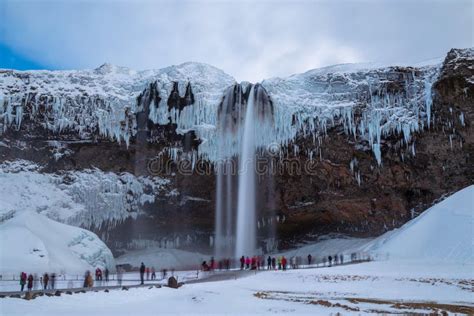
top-left (17, 272), bottom-right (58, 291)
top-left (201, 252), bottom-right (367, 272)
top-left (13, 252), bottom-right (368, 292)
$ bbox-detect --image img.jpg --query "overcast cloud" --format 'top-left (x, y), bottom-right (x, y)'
top-left (0, 0), bottom-right (472, 82)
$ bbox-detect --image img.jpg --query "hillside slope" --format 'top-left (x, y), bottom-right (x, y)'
top-left (367, 185), bottom-right (474, 263)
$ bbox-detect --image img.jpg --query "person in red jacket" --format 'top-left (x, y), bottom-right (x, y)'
top-left (281, 256), bottom-right (287, 270)
top-left (245, 256), bottom-right (250, 269)
top-left (240, 256), bottom-right (245, 270)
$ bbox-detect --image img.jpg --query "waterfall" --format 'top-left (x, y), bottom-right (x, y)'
top-left (214, 85), bottom-right (242, 257)
top-left (214, 84), bottom-right (274, 259)
top-left (235, 86), bottom-right (257, 257)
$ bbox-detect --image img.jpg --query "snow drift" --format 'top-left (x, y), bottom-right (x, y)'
top-left (367, 185), bottom-right (474, 264)
top-left (0, 210), bottom-right (115, 274)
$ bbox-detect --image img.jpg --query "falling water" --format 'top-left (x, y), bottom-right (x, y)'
top-left (214, 85), bottom-right (242, 257)
top-left (235, 86), bottom-right (257, 257)
top-left (215, 84), bottom-right (273, 258)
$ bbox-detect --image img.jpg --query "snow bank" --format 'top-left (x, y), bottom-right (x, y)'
top-left (0, 210), bottom-right (115, 274)
top-left (366, 185), bottom-right (474, 264)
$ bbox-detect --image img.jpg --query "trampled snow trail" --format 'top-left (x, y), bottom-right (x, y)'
top-left (235, 86), bottom-right (257, 257)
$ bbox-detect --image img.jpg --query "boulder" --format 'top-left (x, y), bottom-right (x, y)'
top-left (167, 276), bottom-right (179, 289)
top-left (23, 292), bottom-right (33, 300)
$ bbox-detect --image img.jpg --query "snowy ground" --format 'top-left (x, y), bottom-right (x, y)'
top-left (0, 261), bottom-right (472, 315)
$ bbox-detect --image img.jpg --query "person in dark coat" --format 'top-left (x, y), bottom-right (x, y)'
top-left (43, 273), bottom-right (49, 290)
top-left (104, 268), bottom-right (109, 282)
top-left (20, 272), bottom-right (27, 291)
top-left (271, 257), bottom-right (276, 269)
top-left (267, 256), bottom-right (272, 270)
top-left (50, 273), bottom-right (56, 289)
top-left (307, 254), bottom-right (312, 266)
top-left (140, 262), bottom-right (146, 284)
top-left (27, 274), bottom-right (34, 291)
top-left (328, 255), bottom-right (332, 267)
top-left (240, 256), bottom-right (245, 270)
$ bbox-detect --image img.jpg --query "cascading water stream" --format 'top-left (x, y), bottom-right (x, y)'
top-left (214, 84), bottom-right (274, 259)
top-left (235, 86), bottom-right (257, 257)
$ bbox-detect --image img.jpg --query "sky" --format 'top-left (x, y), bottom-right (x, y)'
top-left (0, 0), bottom-right (472, 82)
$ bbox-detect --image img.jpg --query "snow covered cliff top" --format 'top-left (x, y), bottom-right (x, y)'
top-left (0, 61), bottom-right (236, 101)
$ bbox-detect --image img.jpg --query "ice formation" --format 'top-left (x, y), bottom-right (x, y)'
top-left (0, 160), bottom-right (169, 230)
top-left (0, 59), bottom-right (444, 165)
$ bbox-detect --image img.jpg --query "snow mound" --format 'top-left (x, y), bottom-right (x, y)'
top-left (0, 210), bottom-right (115, 274)
top-left (367, 185), bottom-right (474, 264)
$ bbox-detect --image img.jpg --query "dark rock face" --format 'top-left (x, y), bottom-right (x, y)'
top-left (167, 276), bottom-right (179, 288)
top-left (270, 49), bottom-right (473, 248)
top-left (0, 49), bottom-right (472, 255)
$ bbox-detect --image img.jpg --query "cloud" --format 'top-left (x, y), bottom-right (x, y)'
top-left (0, 0), bottom-right (472, 82)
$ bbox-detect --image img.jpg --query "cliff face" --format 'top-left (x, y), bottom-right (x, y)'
top-left (0, 49), bottom-right (472, 255)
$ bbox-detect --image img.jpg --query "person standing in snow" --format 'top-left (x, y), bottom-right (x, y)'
top-left (340, 254), bottom-right (344, 264)
top-left (43, 273), bottom-right (49, 290)
top-left (83, 271), bottom-right (89, 288)
top-left (86, 272), bottom-right (94, 288)
top-left (240, 256), bottom-right (245, 270)
top-left (282, 256), bottom-right (287, 270)
top-left (51, 273), bottom-right (56, 289)
top-left (140, 262), bottom-right (146, 285)
top-left (20, 272), bottom-right (27, 291)
top-left (307, 254), bottom-right (312, 266)
top-left (245, 256), bottom-right (250, 269)
top-left (151, 267), bottom-right (156, 280)
top-left (267, 256), bottom-right (272, 270)
top-left (328, 255), bottom-right (332, 267)
top-left (104, 267), bottom-right (109, 282)
top-left (271, 257), bottom-right (276, 270)
top-left (210, 257), bottom-right (215, 271)
top-left (117, 266), bottom-right (123, 286)
top-left (27, 274), bottom-right (33, 291)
